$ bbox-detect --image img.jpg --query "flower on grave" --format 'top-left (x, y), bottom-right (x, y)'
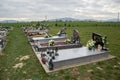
top-left (65, 39), bottom-right (71, 44)
top-left (86, 39), bottom-right (95, 50)
top-left (49, 40), bottom-right (55, 46)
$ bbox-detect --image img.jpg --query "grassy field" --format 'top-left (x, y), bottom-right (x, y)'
top-left (0, 22), bottom-right (120, 80)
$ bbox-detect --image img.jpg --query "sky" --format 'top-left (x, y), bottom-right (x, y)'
top-left (0, 0), bottom-right (120, 21)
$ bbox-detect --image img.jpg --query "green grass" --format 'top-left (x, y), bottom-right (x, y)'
top-left (0, 22), bottom-right (120, 80)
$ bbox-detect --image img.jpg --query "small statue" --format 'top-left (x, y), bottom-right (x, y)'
top-left (49, 59), bottom-right (54, 70)
top-left (72, 29), bottom-right (80, 43)
top-left (55, 47), bottom-right (59, 56)
top-left (102, 36), bottom-right (107, 47)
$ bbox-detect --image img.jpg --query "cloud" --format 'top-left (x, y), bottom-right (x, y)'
top-left (0, 0), bottom-right (120, 21)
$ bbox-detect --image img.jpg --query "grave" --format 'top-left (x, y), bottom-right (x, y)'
top-left (35, 47), bottom-right (114, 73)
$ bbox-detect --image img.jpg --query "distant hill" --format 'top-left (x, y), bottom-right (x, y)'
top-left (0, 18), bottom-right (119, 23)
top-left (48, 17), bottom-right (119, 22)
top-left (0, 20), bottom-right (18, 23)
top-left (103, 18), bottom-right (118, 22)
top-left (48, 17), bottom-right (80, 22)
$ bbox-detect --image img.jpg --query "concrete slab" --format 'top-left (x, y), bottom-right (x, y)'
top-left (53, 47), bottom-right (105, 62)
top-left (32, 36), bottom-right (64, 40)
top-left (31, 46), bottom-right (115, 73)
top-left (31, 36), bottom-right (66, 44)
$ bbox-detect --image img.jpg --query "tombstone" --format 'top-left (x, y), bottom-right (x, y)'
top-left (92, 33), bottom-right (104, 48)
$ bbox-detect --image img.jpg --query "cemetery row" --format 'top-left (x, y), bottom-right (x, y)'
top-left (22, 24), bottom-right (115, 73)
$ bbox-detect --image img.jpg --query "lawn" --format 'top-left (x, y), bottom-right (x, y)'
top-left (0, 22), bottom-right (120, 80)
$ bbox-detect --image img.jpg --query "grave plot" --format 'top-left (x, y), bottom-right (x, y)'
top-left (0, 26), bottom-right (13, 54)
top-left (38, 47), bottom-right (114, 73)
top-left (24, 26), bottom-right (115, 73)
top-left (29, 28), bottom-right (82, 52)
top-left (22, 23), bottom-right (50, 38)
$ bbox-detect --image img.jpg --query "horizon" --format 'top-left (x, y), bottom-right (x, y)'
top-left (0, 17), bottom-right (119, 22)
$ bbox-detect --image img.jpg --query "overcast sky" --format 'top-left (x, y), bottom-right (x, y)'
top-left (0, 0), bottom-right (120, 21)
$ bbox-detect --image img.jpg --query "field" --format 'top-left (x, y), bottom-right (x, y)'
top-left (0, 22), bottom-right (120, 80)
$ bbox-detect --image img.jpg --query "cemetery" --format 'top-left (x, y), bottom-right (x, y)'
top-left (23, 25), bottom-right (115, 73)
